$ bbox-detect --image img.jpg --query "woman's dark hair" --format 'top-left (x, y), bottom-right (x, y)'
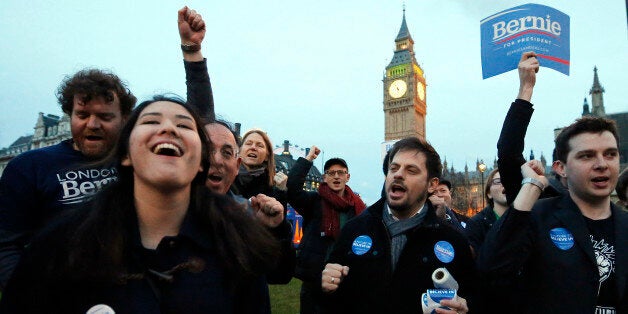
top-left (65, 95), bottom-right (279, 284)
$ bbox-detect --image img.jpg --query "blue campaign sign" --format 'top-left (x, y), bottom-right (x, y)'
top-left (480, 3), bottom-right (570, 79)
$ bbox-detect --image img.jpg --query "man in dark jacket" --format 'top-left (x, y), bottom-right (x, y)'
top-left (429, 179), bottom-right (467, 232)
top-left (480, 114), bottom-right (627, 312)
top-left (287, 146), bottom-right (365, 314)
top-left (321, 137), bottom-right (474, 313)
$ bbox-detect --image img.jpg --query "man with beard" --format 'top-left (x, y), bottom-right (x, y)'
top-left (286, 146), bottom-right (366, 314)
top-left (0, 69), bottom-right (136, 290)
top-left (320, 137), bottom-right (475, 313)
top-left (0, 6), bottom-right (211, 290)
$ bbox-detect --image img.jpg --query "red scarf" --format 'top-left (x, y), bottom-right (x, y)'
top-left (318, 182), bottom-right (366, 239)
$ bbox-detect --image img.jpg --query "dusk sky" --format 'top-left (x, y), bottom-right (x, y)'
top-left (0, 1), bottom-right (626, 204)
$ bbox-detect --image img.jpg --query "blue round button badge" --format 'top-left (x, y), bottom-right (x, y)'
top-left (549, 227), bottom-right (574, 250)
top-left (434, 241), bottom-right (455, 263)
top-left (352, 235), bottom-right (373, 255)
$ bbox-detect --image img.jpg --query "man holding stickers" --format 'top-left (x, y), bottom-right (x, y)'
top-left (321, 137), bottom-right (476, 313)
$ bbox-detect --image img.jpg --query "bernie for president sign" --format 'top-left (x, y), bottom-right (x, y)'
top-left (480, 3), bottom-right (570, 79)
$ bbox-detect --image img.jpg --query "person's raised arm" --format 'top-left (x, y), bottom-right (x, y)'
top-left (513, 160), bottom-right (548, 212)
top-left (286, 146), bottom-right (321, 216)
top-left (178, 6), bottom-right (215, 121)
top-left (178, 6), bottom-right (205, 62)
top-left (497, 51), bottom-right (539, 204)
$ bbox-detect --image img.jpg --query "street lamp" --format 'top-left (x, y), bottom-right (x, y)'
top-left (478, 161), bottom-right (487, 209)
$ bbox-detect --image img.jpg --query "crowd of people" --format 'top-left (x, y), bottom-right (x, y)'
top-left (0, 7), bottom-right (625, 314)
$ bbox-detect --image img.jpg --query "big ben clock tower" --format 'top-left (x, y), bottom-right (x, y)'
top-left (383, 8), bottom-right (426, 141)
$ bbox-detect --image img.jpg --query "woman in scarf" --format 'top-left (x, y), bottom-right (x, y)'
top-left (234, 129), bottom-right (288, 206)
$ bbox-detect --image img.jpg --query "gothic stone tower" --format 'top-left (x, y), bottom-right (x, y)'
top-left (383, 9), bottom-right (426, 141)
top-left (589, 66), bottom-right (606, 117)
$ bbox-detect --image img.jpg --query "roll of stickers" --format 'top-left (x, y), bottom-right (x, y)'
top-left (421, 289), bottom-right (457, 314)
top-left (432, 267), bottom-right (459, 290)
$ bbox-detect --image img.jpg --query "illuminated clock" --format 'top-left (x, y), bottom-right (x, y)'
top-left (417, 81), bottom-right (425, 101)
top-left (388, 79), bottom-right (407, 98)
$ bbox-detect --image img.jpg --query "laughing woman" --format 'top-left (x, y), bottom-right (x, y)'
top-left (0, 96), bottom-right (279, 313)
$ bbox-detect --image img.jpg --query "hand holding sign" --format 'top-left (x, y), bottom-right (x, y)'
top-left (481, 3), bottom-right (570, 79)
top-left (517, 51), bottom-right (540, 101)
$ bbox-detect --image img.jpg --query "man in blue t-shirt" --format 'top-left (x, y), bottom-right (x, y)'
top-left (0, 68), bottom-right (136, 290)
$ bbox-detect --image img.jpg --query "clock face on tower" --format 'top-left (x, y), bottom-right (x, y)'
top-left (388, 79), bottom-right (407, 98)
top-left (417, 81), bottom-right (425, 101)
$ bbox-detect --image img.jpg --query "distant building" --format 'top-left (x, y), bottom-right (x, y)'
top-left (554, 67), bottom-right (627, 170)
top-left (0, 113), bottom-right (71, 175)
top-left (441, 158), bottom-right (491, 218)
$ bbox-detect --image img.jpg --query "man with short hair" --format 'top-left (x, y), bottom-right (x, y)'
top-left (0, 6), bottom-right (212, 290)
top-left (479, 117), bottom-right (627, 312)
top-left (287, 147), bottom-right (366, 314)
top-left (429, 179), bottom-right (467, 231)
top-left (321, 137), bottom-right (475, 313)
top-left (205, 121), bottom-right (242, 195)
top-left (204, 121), bottom-right (295, 284)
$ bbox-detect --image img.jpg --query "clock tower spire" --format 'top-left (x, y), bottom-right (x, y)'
top-left (383, 8), bottom-right (426, 141)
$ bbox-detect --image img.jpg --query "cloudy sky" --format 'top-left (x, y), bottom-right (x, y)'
top-left (0, 0), bottom-right (626, 204)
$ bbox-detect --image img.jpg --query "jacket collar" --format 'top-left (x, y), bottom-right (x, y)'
top-left (368, 197), bottom-right (440, 226)
top-left (553, 194), bottom-right (628, 298)
top-left (129, 208), bottom-right (214, 251)
top-left (552, 195), bottom-right (597, 268)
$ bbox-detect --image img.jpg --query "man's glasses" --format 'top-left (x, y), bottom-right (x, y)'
top-left (211, 147), bottom-right (238, 160)
top-left (491, 178), bottom-right (502, 185)
top-left (325, 170), bottom-right (348, 176)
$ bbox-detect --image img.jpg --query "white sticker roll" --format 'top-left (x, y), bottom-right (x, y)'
top-left (432, 267), bottom-right (459, 290)
top-left (86, 304), bottom-right (115, 314)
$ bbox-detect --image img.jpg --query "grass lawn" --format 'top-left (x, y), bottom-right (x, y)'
top-left (269, 278), bottom-right (301, 314)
